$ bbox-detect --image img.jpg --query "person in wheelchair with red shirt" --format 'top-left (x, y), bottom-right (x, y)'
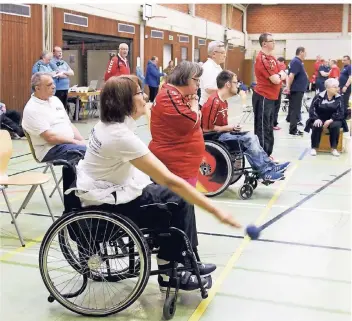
top-left (201, 70), bottom-right (290, 182)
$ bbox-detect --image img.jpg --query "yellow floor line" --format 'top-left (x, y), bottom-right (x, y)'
top-left (188, 162), bottom-right (300, 321)
top-left (0, 235), bottom-right (43, 261)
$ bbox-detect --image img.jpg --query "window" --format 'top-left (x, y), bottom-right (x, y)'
top-left (198, 38), bottom-right (206, 46)
top-left (0, 4), bottom-right (30, 17)
top-left (151, 30), bottom-right (164, 39)
top-left (118, 23), bottom-right (135, 34)
top-left (64, 13), bottom-right (88, 27)
top-left (181, 47), bottom-right (188, 61)
top-left (179, 35), bottom-right (189, 43)
top-left (194, 48), bottom-right (200, 63)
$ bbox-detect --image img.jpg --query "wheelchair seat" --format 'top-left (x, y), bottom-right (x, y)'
top-left (203, 131), bottom-right (221, 141)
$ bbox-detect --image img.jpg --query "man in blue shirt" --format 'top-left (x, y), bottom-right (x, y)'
top-left (51, 46), bottom-right (74, 113)
top-left (286, 47), bottom-right (308, 136)
top-left (339, 55), bottom-right (351, 118)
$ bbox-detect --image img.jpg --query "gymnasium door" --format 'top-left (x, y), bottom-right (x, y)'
top-left (163, 44), bottom-right (172, 69)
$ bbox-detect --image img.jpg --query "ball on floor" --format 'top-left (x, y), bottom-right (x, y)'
top-left (246, 225), bottom-right (261, 240)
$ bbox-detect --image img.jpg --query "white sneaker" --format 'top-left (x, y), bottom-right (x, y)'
top-left (331, 149), bottom-right (340, 157)
top-left (310, 149), bottom-right (317, 156)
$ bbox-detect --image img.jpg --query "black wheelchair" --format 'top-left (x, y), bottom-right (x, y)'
top-left (38, 157), bottom-right (211, 320)
top-left (197, 132), bottom-right (275, 200)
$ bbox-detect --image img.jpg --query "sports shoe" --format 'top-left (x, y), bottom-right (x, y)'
top-left (297, 121), bottom-right (304, 126)
top-left (260, 171), bottom-right (285, 182)
top-left (331, 149), bottom-right (340, 157)
top-left (273, 162), bottom-right (290, 173)
top-left (158, 271), bottom-right (208, 292)
top-left (310, 149), bottom-right (317, 156)
top-left (289, 130), bottom-right (304, 136)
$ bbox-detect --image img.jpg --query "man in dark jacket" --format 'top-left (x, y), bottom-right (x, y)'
top-left (145, 56), bottom-right (165, 102)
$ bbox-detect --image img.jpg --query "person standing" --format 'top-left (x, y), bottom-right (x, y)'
top-left (328, 59), bottom-right (340, 80)
top-left (286, 47), bottom-right (308, 136)
top-left (145, 56), bottom-right (165, 102)
top-left (316, 59), bottom-right (330, 93)
top-left (273, 57), bottom-right (287, 130)
top-left (339, 55), bottom-right (351, 118)
top-left (252, 33), bottom-right (287, 158)
top-left (51, 46), bottom-right (74, 112)
top-left (104, 43), bottom-right (130, 81)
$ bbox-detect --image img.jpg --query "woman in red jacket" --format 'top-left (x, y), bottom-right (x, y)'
top-left (149, 61), bottom-right (203, 187)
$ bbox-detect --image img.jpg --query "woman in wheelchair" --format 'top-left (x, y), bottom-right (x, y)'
top-left (73, 75), bottom-right (241, 292)
top-left (304, 78), bottom-right (349, 156)
top-left (201, 70), bottom-right (290, 182)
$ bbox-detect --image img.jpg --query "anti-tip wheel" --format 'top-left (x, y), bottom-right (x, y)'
top-left (238, 184), bottom-right (253, 200)
top-left (47, 295), bottom-right (55, 303)
top-left (163, 296), bottom-right (177, 320)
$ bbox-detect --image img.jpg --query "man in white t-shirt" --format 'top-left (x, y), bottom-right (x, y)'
top-left (22, 72), bottom-right (86, 162)
top-left (199, 40), bottom-right (226, 107)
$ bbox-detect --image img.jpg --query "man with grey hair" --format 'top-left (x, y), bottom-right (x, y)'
top-left (104, 42), bottom-right (130, 81)
top-left (31, 51), bottom-right (57, 75)
top-left (22, 72), bottom-right (86, 162)
top-left (199, 40), bottom-right (226, 107)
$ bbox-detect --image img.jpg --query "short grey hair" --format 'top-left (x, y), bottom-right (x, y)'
top-left (324, 78), bottom-right (339, 89)
top-left (167, 61), bottom-right (203, 87)
top-left (119, 43), bottom-right (129, 50)
top-left (208, 40), bottom-right (225, 56)
top-left (40, 50), bottom-right (52, 59)
top-left (31, 72), bottom-right (51, 91)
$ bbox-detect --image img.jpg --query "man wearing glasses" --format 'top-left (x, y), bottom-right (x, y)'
top-left (199, 41), bottom-right (226, 108)
top-left (252, 33), bottom-right (287, 159)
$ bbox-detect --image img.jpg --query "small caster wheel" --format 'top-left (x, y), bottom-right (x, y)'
top-left (163, 295), bottom-right (177, 320)
top-left (250, 179), bottom-right (258, 190)
top-left (238, 184), bottom-right (253, 200)
top-left (48, 295), bottom-right (55, 303)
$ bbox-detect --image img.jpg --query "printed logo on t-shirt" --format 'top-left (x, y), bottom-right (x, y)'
top-left (88, 128), bottom-right (102, 154)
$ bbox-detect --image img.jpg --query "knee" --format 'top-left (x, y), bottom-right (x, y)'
top-left (329, 121), bottom-right (342, 130)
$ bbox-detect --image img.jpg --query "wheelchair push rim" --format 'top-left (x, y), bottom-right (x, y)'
top-left (197, 141), bottom-right (233, 197)
top-left (39, 210), bottom-right (151, 317)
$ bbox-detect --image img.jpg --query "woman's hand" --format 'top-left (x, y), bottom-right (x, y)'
top-left (323, 119), bottom-right (333, 129)
top-left (313, 119), bottom-right (322, 127)
top-left (216, 210), bottom-right (242, 228)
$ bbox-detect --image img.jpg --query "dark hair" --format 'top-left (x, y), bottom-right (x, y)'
top-left (100, 75), bottom-right (142, 123)
top-left (167, 61), bottom-right (203, 86)
top-left (151, 56), bottom-right (157, 61)
top-left (259, 33), bottom-right (272, 47)
top-left (343, 55), bottom-right (351, 61)
top-left (277, 57), bottom-right (285, 62)
top-left (296, 47), bottom-right (305, 55)
top-left (216, 70), bottom-right (236, 89)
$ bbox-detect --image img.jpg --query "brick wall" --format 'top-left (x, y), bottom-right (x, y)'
top-left (247, 4), bottom-right (343, 33)
top-left (228, 6), bottom-right (243, 31)
top-left (160, 4), bottom-right (189, 14)
top-left (195, 4), bottom-right (222, 25)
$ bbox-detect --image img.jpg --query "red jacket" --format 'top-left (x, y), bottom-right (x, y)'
top-left (104, 55), bottom-right (130, 81)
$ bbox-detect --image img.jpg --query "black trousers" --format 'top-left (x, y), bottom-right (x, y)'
top-left (96, 183), bottom-right (198, 263)
top-left (288, 91), bottom-right (304, 133)
top-left (311, 120), bottom-right (342, 149)
top-left (55, 90), bottom-right (69, 111)
top-left (149, 86), bottom-right (159, 102)
top-left (342, 90), bottom-right (351, 118)
top-left (273, 88), bottom-right (283, 127)
top-left (252, 91), bottom-right (275, 156)
top-left (0, 110), bottom-right (24, 137)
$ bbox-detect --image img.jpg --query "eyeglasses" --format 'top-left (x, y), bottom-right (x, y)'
top-left (191, 78), bottom-right (200, 84)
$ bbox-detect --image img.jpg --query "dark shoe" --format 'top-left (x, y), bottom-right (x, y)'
top-left (289, 130), bottom-right (304, 136)
top-left (197, 262), bottom-right (216, 276)
top-left (297, 121), bottom-right (304, 126)
top-left (158, 271), bottom-right (208, 292)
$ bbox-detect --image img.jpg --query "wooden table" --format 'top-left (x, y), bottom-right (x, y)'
top-left (68, 91), bottom-right (101, 122)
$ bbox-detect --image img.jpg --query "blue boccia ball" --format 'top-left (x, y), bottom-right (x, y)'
top-left (246, 225), bottom-right (261, 240)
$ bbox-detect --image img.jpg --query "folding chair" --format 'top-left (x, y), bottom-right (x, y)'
top-left (23, 130), bottom-right (64, 205)
top-left (0, 130), bottom-right (55, 246)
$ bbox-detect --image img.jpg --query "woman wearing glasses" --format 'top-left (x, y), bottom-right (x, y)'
top-left (74, 75), bottom-right (241, 292)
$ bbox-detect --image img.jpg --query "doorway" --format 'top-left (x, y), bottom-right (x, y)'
top-left (163, 44), bottom-right (172, 69)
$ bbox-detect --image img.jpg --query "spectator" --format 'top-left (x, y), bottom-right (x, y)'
top-left (286, 47), bottom-right (308, 136)
top-left (149, 61), bottom-right (203, 187)
top-left (163, 60), bottom-right (175, 76)
top-left (201, 70), bottom-right (289, 182)
top-left (316, 59), bottom-right (330, 93)
top-left (0, 101), bottom-right (24, 139)
top-left (136, 65), bottom-right (145, 91)
top-left (51, 46), bottom-right (74, 112)
top-left (339, 55), bottom-right (351, 117)
top-left (22, 73), bottom-right (86, 162)
top-left (273, 57), bottom-right (287, 130)
top-left (199, 41), bottom-right (226, 108)
top-left (104, 43), bottom-right (130, 81)
top-left (314, 55), bottom-right (322, 78)
top-left (145, 56), bottom-right (165, 102)
top-left (304, 78), bottom-right (348, 157)
top-left (329, 59), bottom-right (340, 80)
top-left (252, 33), bottom-right (286, 158)
top-left (32, 51), bottom-right (56, 75)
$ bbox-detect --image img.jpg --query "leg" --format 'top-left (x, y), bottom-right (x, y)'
top-left (328, 121), bottom-right (342, 149)
top-left (273, 88), bottom-right (283, 127)
top-left (289, 92), bottom-right (304, 133)
top-left (149, 86), bottom-right (157, 102)
top-left (42, 144), bottom-right (87, 163)
top-left (311, 126), bottom-right (323, 149)
top-left (342, 91), bottom-right (350, 118)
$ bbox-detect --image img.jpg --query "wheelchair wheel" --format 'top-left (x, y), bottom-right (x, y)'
top-left (238, 184), bottom-right (253, 200)
top-left (197, 141), bottom-right (233, 197)
top-left (163, 296), bottom-right (177, 320)
top-left (39, 210), bottom-right (151, 317)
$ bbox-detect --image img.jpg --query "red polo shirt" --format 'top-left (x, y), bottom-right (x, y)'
top-left (104, 55), bottom-right (130, 81)
top-left (254, 51), bottom-right (281, 100)
top-left (329, 65), bottom-right (340, 79)
top-left (201, 93), bottom-right (228, 130)
top-left (149, 84), bottom-right (204, 179)
top-left (314, 60), bottom-right (322, 77)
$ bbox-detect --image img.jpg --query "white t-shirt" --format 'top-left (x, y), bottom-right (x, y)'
top-left (22, 95), bottom-right (74, 161)
top-left (199, 58), bottom-right (223, 106)
top-left (75, 117), bottom-right (152, 206)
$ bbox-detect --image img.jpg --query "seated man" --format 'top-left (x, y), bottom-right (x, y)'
top-left (201, 70), bottom-right (290, 182)
top-left (22, 72), bottom-right (86, 162)
top-left (0, 101), bottom-right (25, 139)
